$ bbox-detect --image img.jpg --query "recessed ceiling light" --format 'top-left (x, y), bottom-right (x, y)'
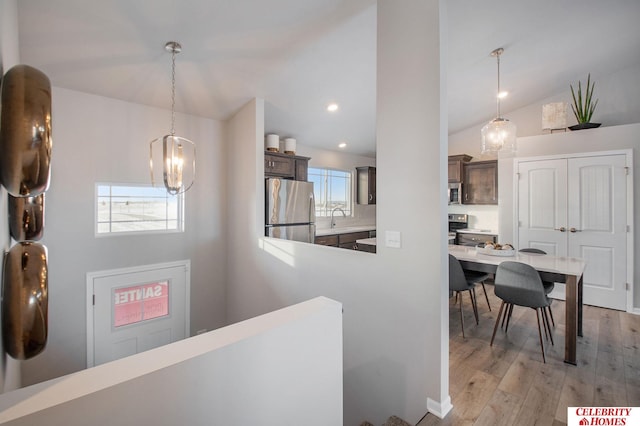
top-left (338, 142), bottom-right (347, 148)
top-left (327, 103), bottom-right (339, 112)
top-left (497, 91), bottom-right (509, 99)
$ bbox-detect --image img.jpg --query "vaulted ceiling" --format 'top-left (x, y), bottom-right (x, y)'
top-left (15, 0), bottom-right (640, 157)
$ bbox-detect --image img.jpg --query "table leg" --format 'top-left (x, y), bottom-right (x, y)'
top-left (564, 274), bottom-right (578, 365)
top-left (577, 274), bottom-right (583, 337)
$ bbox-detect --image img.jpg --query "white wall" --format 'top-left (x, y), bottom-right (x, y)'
top-left (225, 1), bottom-right (448, 424)
top-left (20, 88), bottom-right (228, 386)
top-left (449, 61), bottom-right (640, 159)
top-left (295, 143), bottom-right (376, 230)
top-left (0, 0), bottom-right (22, 393)
top-left (498, 123), bottom-right (640, 309)
top-left (0, 297), bottom-right (343, 425)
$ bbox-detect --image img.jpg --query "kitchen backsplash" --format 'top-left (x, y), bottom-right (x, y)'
top-left (448, 204), bottom-right (499, 232)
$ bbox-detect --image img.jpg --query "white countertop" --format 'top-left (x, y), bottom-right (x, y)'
top-left (316, 225), bottom-right (375, 237)
top-left (355, 237), bottom-right (376, 246)
top-left (456, 228), bottom-right (498, 235)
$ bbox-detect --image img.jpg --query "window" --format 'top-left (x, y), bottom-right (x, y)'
top-left (96, 183), bottom-right (184, 235)
top-left (308, 167), bottom-right (352, 217)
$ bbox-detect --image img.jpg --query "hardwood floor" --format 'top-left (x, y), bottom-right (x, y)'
top-left (417, 282), bottom-right (640, 426)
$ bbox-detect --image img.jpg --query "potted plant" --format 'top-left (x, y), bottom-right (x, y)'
top-left (569, 73), bottom-right (600, 130)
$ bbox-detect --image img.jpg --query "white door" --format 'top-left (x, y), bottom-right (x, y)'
top-left (567, 155), bottom-right (627, 310)
top-left (518, 159), bottom-right (568, 256)
top-left (518, 154), bottom-right (628, 311)
top-left (87, 261), bottom-right (190, 367)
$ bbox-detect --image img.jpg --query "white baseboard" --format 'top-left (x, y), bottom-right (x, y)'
top-left (427, 396), bottom-right (452, 419)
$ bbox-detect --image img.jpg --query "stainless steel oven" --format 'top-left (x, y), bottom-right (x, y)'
top-left (448, 214), bottom-right (467, 244)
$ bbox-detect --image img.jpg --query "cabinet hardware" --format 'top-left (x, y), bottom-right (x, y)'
top-left (569, 227), bottom-right (582, 233)
top-left (369, 194), bottom-right (373, 202)
top-left (554, 227), bottom-right (566, 232)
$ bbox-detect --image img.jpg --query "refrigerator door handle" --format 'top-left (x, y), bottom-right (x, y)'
top-left (309, 191), bottom-right (315, 224)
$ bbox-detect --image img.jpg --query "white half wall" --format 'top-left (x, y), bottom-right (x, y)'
top-left (225, 1), bottom-right (448, 424)
top-left (20, 88), bottom-right (228, 386)
top-left (0, 297), bottom-right (343, 425)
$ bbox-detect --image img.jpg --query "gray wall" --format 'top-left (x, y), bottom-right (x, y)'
top-left (20, 87), bottom-right (229, 386)
top-left (225, 1), bottom-right (449, 424)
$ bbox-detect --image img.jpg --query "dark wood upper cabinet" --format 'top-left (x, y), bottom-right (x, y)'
top-left (448, 154), bottom-right (472, 183)
top-left (462, 160), bottom-right (498, 204)
top-left (356, 166), bottom-right (376, 205)
top-left (264, 151), bottom-right (310, 181)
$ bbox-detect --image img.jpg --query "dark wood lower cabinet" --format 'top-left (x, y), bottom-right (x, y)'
top-left (315, 231), bottom-right (371, 250)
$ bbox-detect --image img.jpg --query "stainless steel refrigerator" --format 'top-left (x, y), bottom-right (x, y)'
top-left (265, 178), bottom-right (316, 243)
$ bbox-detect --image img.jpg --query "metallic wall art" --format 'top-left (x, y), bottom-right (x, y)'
top-left (0, 64), bottom-right (52, 196)
top-left (8, 193), bottom-right (45, 242)
top-left (2, 242), bottom-right (48, 360)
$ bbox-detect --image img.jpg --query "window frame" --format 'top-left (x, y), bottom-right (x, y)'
top-left (95, 183), bottom-right (185, 237)
top-left (307, 167), bottom-right (353, 218)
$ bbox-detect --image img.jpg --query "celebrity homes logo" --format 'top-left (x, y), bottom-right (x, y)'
top-left (568, 407), bottom-right (639, 425)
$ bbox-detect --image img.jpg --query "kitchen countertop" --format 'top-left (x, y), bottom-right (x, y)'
top-left (355, 237), bottom-right (376, 246)
top-left (316, 225), bottom-right (376, 237)
top-left (456, 228), bottom-right (497, 235)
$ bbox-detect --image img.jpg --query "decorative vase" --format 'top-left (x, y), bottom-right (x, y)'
top-left (568, 122), bottom-right (601, 131)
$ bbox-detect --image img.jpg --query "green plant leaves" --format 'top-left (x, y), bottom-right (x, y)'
top-left (570, 73), bottom-right (598, 123)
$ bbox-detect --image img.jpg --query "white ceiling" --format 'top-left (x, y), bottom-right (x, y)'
top-left (15, 0), bottom-right (640, 158)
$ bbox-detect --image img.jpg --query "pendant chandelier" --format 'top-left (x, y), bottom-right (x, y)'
top-left (150, 41), bottom-right (196, 195)
top-left (481, 47), bottom-right (516, 155)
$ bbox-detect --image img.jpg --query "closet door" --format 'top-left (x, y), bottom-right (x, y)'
top-left (567, 154), bottom-right (627, 310)
top-left (517, 159), bottom-right (568, 256)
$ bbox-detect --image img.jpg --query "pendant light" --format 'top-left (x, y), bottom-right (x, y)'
top-left (150, 41), bottom-right (196, 195)
top-left (481, 47), bottom-right (516, 154)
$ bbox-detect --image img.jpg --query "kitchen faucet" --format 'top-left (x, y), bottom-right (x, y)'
top-left (330, 207), bottom-right (346, 228)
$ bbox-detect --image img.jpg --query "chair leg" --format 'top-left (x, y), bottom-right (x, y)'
top-left (543, 306), bottom-right (554, 346)
top-left (459, 294), bottom-right (465, 338)
top-left (547, 304), bottom-right (555, 327)
top-left (490, 301), bottom-right (506, 346)
top-left (501, 303), bottom-right (510, 328)
top-left (469, 289), bottom-right (479, 325)
top-left (505, 303), bottom-right (514, 332)
top-left (535, 308), bottom-right (546, 363)
top-left (481, 282), bottom-right (491, 311)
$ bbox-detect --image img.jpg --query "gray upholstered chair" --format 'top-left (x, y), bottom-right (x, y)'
top-left (490, 261), bottom-right (553, 362)
top-left (519, 248), bottom-right (555, 326)
top-left (449, 254), bottom-right (491, 338)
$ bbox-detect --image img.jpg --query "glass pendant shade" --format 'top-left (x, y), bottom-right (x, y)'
top-left (149, 41), bottom-right (196, 195)
top-left (481, 47), bottom-right (516, 155)
top-left (481, 117), bottom-right (517, 154)
top-left (150, 134), bottom-right (195, 195)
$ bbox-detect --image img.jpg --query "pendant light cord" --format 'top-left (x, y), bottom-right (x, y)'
top-left (495, 49), bottom-right (501, 118)
top-left (170, 47), bottom-right (176, 136)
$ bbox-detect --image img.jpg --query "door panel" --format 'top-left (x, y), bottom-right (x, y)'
top-left (518, 159), bottom-right (568, 255)
top-left (89, 262), bottom-right (189, 367)
top-left (568, 155), bottom-right (627, 310)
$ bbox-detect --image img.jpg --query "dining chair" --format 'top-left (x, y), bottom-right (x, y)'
top-left (490, 261), bottom-right (553, 363)
top-left (449, 254), bottom-right (491, 338)
top-left (519, 248), bottom-right (555, 326)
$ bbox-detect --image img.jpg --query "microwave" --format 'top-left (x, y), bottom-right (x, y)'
top-left (448, 182), bottom-right (462, 204)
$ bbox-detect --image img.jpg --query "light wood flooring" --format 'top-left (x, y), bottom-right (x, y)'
top-left (417, 281), bottom-right (640, 426)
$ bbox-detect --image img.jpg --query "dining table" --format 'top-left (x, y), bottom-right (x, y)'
top-left (448, 244), bottom-right (587, 365)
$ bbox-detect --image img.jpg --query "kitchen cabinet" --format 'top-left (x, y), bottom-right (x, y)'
top-left (456, 232), bottom-right (496, 246)
top-left (356, 166), bottom-right (376, 205)
top-left (448, 154), bottom-right (472, 183)
top-left (315, 231), bottom-right (372, 250)
top-left (462, 160), bottom-right (497, 204)
top-left (264, 151), bottom-right (310, 181)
